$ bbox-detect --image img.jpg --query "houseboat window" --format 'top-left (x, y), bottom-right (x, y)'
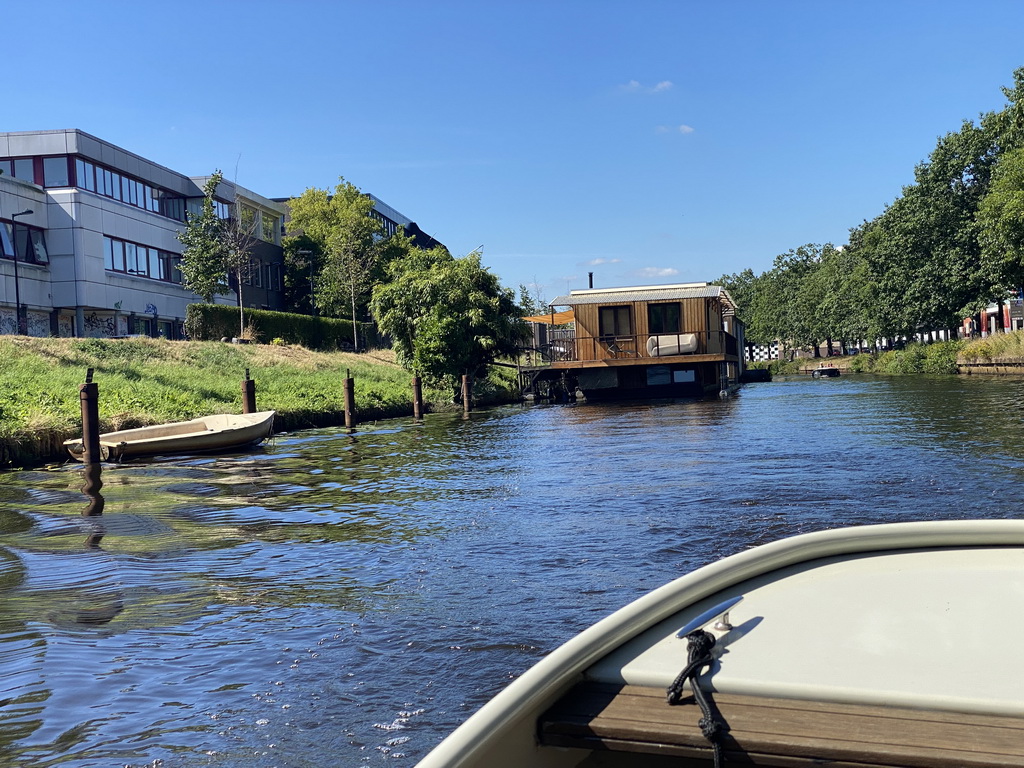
top-left (648, 303), bottom-right (681, 334)
top-left (599, 306), bottom-right (632, 337)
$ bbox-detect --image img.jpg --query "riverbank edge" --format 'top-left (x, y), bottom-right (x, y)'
top-left (0, 337), bottom-right (520, 470)
top-left (0, 399), bottom-right (516, 470)
top-left (756, 334), bottom-right (1024, 377)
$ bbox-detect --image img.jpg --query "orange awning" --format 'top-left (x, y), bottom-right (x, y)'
top-left (524, 309), bottom-right (575, 325)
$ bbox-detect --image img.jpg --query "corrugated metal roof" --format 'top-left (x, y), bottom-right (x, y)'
top-left (549, 284), bottom-right (736, 311)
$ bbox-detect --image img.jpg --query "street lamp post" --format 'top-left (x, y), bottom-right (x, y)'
top-left (10, 209), bottom-right (33, 336)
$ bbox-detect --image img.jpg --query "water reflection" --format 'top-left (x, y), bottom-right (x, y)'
top-left (0, 378), bottom-right (1023, 765)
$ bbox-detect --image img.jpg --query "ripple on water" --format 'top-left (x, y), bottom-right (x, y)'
top-left (2, 380), bottom-right (1024, 765)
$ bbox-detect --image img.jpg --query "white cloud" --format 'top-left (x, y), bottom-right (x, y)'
top-left (656, 124), bottom-right (695, 134)
top-left (583, 257), bottom-right (622, 266)
top-left (635, 267), bottom-right (680, 278)
top-left (621, 80), bottom-right (674, 95)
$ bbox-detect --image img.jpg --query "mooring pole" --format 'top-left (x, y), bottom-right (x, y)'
top-left (80, 367), bottom-right (101, 465)
top-left (81, 462), bottom-right (105, 517)
top-left (462, 374), bottom-right (472, 415)
top-left (343, 369), bottom-right (356, 429)
top-left (412, 375), bottom-right (423, 421)
top-left (241, 368), bottom-right (257, 414)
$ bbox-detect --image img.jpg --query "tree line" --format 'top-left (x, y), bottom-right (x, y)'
top-left (715, 68), bottom-right (1024, 358)
top-left (177, 176), bottom-right (527, 396)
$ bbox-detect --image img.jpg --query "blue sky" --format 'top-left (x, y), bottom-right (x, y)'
top-left (10, 1), bottom-right (1024, 303)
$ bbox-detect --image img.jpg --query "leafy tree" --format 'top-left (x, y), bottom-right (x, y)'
top-left (286, 179), bottom-right (390, 349)
top-left (177, 172), bottom-right (230, 303)
top-left (517, 283), bottom-right (547, 317)
top-left (978, 147), bottom-right (1024, 294)
top-left (283, 234), bottom-right (323, 315)
top-left (177, 170), bottom-right (261, 338)
top-left (370, 248), bottom-right (528, 394)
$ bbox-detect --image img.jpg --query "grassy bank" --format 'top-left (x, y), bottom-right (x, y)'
top-left (756, 332), bottom-right (1024, 377)
top-left (0, 337), bottom-right (517, 468)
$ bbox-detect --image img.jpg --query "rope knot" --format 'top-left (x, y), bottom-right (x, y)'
top-left (699, 715), bottom-right (728, 740)
top-left (666, 628), bottom-right (730, 768)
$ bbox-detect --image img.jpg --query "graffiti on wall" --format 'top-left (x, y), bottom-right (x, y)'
top-left (83, 313), bottom-right (116, 338)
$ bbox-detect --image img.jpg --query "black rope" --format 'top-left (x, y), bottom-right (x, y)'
top-left (667, 629), bottom-right (729, 768)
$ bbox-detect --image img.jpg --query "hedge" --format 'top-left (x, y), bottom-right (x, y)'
top-left (185, 304), bottom-right (376, 350)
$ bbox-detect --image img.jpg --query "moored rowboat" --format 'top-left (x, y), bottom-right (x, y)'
top-left (64, 410), bottom-right (275, 461)
top-left (417, 520), bottom-right (1024, 767)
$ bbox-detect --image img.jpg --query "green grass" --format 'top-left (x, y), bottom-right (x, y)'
top-left (0, 337), bottom-right (516, 467)
top-left (958, 329), bottom-right (1024, 362)
top-left (754, 339), bottom-right (968, 376)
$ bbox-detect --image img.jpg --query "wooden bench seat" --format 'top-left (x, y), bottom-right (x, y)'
top-left (539, 682), bottom-right (1024, 767)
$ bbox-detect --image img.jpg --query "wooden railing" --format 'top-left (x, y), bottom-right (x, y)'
top-left (520, 331), bottom-right (739, 365)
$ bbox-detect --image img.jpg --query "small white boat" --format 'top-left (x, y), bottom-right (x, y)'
top-left (417, 520), bottom-right (1024, 768)
top-left (811, 365), bottom-right (840, 378)
top-left (64, 410), bottom-right (275, 461)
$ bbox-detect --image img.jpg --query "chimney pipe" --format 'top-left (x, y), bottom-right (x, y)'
top-left (588, 272), bottom-right (594, 289)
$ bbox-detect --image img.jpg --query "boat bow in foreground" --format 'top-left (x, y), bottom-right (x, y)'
top-left (417, 520), bottom-right (1024, 768)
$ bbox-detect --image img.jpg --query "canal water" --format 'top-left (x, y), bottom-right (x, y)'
top-left (1, 373), bottom-right (1023, 767)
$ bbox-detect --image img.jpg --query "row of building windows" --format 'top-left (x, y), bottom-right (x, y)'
top-left (3, 156), bottom-right (282, 243)
top-left (0, 220), bottom-right (49, 264)
top-left (241, 258), bottom-right (284, 291)
top-left (2, 155), bottom-right (193, 222)
top-left (76, 158), bottom-right (188, 221)
top-left (238, 203), bottom-right (280, 244)
top-left (102, 233), bottom-right (283, 293)
top-left (104, 235), bottom-right (182, 284)
top-left (369, 209), bottom-right (400, 238)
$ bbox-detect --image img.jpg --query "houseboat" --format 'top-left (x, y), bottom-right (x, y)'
top-left (522, 283), bottom-right (744, 401)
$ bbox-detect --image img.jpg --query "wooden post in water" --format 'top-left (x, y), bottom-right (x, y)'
top-left (79, 368), bottom-right (101, 465)
top-left (343, 369), bottom-right (356, 428)
top-left (412, 375), bottom-right (423, 421)
top-left (241, 368), bottom-right (257, 413)
top-left (462, 374), bottom-right (472, 415)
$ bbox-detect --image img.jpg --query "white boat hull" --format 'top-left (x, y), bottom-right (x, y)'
top-left (63, 411), bottom-right (275, 461)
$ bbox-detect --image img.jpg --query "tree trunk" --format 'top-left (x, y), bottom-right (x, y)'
top-left (350, 279), bottom-right (359, 351)
top-left (237, 268), bottom-right (246, 339)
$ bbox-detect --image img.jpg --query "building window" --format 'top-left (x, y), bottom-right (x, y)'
top-left (260, 212), bottom-right (277, 243)
top-left (13, 158), bottom-right (35, 183)
top-left (648, 303), bottom-right (681, 334)
top-left (43, 156), bottom-right (70, 187)
top-left (5, 223), bottom-right (48, 264)
top-left (0, 223), bottom-right (13, 257)
top-left (239, 205), bottom-right (257, 235)
top-left (104, 235), bottom-right (179, 282)
top-left (267, 263), bottom-right (283, 291)
top-left (599, 305), bottom-right (632, 337)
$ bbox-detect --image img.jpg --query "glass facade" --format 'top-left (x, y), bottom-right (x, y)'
top-left (1, 221), bottom-right (48, 264)
top-left (104, 235), bottom-right (180, 283)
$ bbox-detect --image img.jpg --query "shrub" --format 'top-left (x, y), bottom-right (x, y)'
top-left (185, 304), bottom-right (373, 351)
